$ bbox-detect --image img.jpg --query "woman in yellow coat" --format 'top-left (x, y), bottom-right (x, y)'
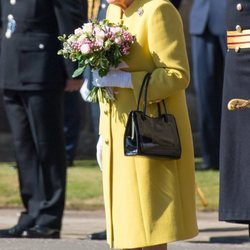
top-left (92, 0), bottom-right (198, 249)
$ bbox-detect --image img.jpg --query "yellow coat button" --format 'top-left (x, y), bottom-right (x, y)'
top-left (236, 3), bottom-right (243, 11)
top-left (104, 110), bottom-right (108, 115)
top-left (236, 24), bottom-right (242, 32)
top-left (105, 139), bottom-right (109, 145)
top-left (235, 46), bottom-right (240, 53)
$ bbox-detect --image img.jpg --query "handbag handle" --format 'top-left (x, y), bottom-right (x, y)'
top-left (137, 73), bottom-right (168, 117)
top-left (136, 73), bottom-right (151, 111)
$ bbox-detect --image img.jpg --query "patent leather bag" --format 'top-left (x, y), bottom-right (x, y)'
top-left (124, 73), bottom-right (181, 159)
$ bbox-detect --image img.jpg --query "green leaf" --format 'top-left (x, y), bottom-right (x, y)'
top-left (72, 67), bottom-right (85, 78)
top-left (85, 59), bottom-right (90, 64)
top-left (87, 87), bottom-right (99, 103)
top-left (58, 34), bottom-right (67, 42)
top-left (98, 68), bottom-right (108, 77)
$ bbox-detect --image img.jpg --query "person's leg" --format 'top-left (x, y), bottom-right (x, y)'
top-left (3, 90), bottom-right (38, 226)
top-left (25, 90), bottom-right (66, 231)
top-left (64, 91), bottom-right (81, 165)
top-left (191, 31), bottom-right (224, 169)
top-left (0, 90), bottom-right (37, 238)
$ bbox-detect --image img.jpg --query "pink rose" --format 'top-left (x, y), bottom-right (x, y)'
top-left (77, 34), bottom-right (87, 44)
top-left (80, 44), bottom-right (92, 54)
top-left (114, 37), bottom-right (123, 45)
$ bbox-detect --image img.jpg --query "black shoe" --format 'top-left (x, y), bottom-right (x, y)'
top-left (88, 230), bottom-right (106, 240)
top-left (0, 225), bottom-right (29, 238)
top-left (195, 163), bottom-right (219, 171)
top-left (26, 225), bottom-right (60, 239)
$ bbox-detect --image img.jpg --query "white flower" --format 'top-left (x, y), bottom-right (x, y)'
top-left (110, 26), bottom-right (122, 34)
top-left (94, 28), bottom-right (106, 48)
top-left (94, 27), bottom-right (105, 38)
top-left (77, 34), bottom-right (87, 43)
top-left (82, 23), bottom-right (93, 35)
top-left (74, 28), bottom-right (83, 35)
top-left (95, 38), bottom-right (104, 47)
top-left (67, 35), bottom-right (77, 43)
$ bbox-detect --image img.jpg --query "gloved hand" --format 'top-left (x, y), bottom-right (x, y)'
top-left (80, 78), bottom-right (116, 102)
top-left (96, 136), bottom-right (103, 170)
top-left (80, 78), bottom-right (92, 102)
top-left (92, 69), bottom-right (133, 89)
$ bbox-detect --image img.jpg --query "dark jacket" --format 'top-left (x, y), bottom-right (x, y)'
top-left (189, 0), bottom-right (226, 35)
top-left (219, 0), bottom-right (250, 224)
top-left (0, 0), bottom-right (86, 90)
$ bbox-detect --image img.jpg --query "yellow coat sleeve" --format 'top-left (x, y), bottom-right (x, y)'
top-left (131, 2), bottom-right (190, 103)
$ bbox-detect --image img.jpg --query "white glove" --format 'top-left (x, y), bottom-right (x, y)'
top-left (92, 70), bottom-right (133, 89)
top-left (80, 78), bottom-right (92, 102)
top-left (96, 136), bottom-right (103, 170)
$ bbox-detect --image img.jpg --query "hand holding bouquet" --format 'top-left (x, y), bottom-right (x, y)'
top-left (58, 19), bottom-right (136, 102)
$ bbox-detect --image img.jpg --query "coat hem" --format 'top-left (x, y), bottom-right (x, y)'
top-left (108, 230), bottom-right (199, 249)
top-left (219, 210), bottom-right (250, 223)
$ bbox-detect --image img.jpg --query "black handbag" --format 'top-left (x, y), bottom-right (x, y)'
top-left (124, 73), bottom-right (181, 159)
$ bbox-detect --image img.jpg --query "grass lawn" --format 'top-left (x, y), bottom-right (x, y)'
top-left (0, 160), bottom-right (219, 211)
top-left (0, 161), bottom-right (103, 210)
top-left (195, 170), bottom-right (219, 211)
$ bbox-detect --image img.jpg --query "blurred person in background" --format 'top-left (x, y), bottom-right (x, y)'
top-left (0, 0), bottom-right (84, 238)
top-left (189, 0), bottom-right (227, 170)
top-left (64, 0), bottom-right (88, 167)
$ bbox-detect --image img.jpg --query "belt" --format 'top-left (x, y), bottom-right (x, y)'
top-left (227, 29), bottom-right (250, 49)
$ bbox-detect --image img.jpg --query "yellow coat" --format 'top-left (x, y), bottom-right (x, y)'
top-left (100, 0), bottom-right (198, 248)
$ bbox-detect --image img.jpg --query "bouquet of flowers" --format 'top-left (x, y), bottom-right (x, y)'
top-left (58, 19), bottom-right (136, 102)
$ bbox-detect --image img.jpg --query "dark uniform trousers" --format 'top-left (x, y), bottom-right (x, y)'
top-left (3, 90), bottom-right (66, 229)
top-left (189, 0), bottom-right (227, 167)
top-left (0, 0), bottom-right (85, 230)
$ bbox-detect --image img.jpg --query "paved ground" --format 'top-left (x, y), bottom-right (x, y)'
top-left (0, 209), bottom-right (249, 250)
